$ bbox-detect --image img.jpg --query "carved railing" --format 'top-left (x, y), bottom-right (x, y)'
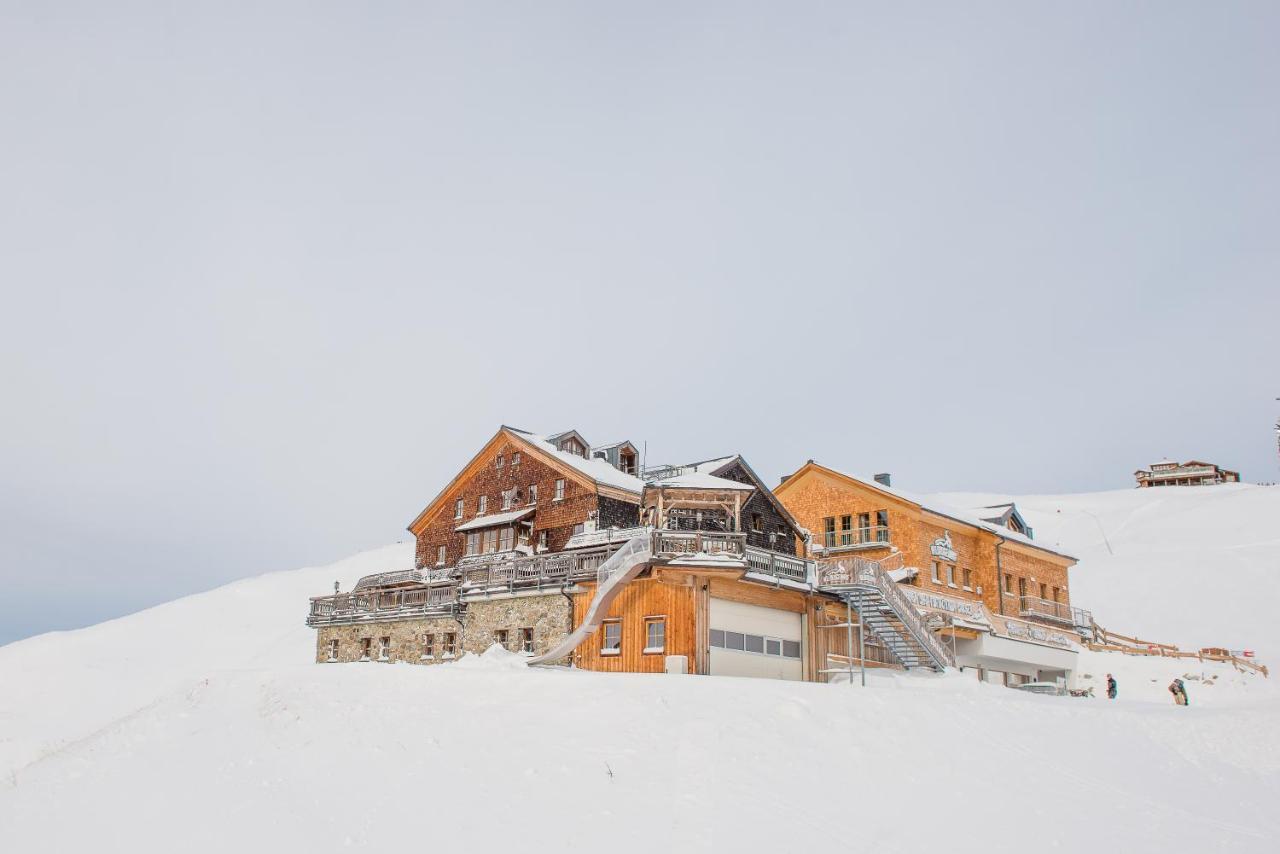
top-left (351, 567), bottom-right (452, 592)
top-left (743, 546), bottom-right (812, 583)
top-left (459, 549), bottom-right (611, 592)
top-left (651, 530), bottom-right (747, 557)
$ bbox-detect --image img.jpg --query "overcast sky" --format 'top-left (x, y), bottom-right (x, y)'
top-left (2, 2), bottom-right (1277, 645)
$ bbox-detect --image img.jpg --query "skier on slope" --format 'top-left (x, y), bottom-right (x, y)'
top-left (1106, 674), bottom-right (1117, 699)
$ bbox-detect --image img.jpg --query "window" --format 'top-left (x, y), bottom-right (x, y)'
top-left (931, 561), bottom-right (942, 583)
top-left (498, 526), bottom-right (514, 552)
top-left (465, 531), bottom-right (481, 556)
top-left (875, 510), bottom-right (889, 540)
top-left (751, 513), bottom-right (763, 533)
top-left (422, 634), bottom-right (435, 659)
top-left (823, 516), bottom-right (836, 548)
top-left (837, 514), bottom-right (851, 546)
top-left (361, 637), bottom-right (372, 660)
top-left (572, 522), bottom-right (585, 537)
top-left (644, 617), bottom-right (666, 653)
top-left (493, 629), bottom-right (509, 649)
top-left (436, 545), bottom-right (447, 566)
top-left (554, 479), bottom-right (565, 501)
top-left (858, 512), bottom-right (871, 540)
top-left (454, 499), bottom-right (464, 519)
top-left (442, 632), bottom-right (457, 658)
top-left (1039, 582), bottom-right (1047, 600)
top-left (378, 636), bottom-right (391, 661)
top-left (502, 488), bottom-right (516, 510)
top-left (601, 620), bottom-right (622, 654)
top-left (482, 528), bottom-right (498, 554)
top-left (477, 495), bottom-right (487, 515)
top-left (496, 454), bottom-right (504, 469)
top-left (946, 564), bottom-right (956, 587)
top-left (520, 627), bottom-right (535, 653)
top-left (1003, 573), bottom-right (1013, 594)
top-left (328, 639), bottom-right (339, 661)
top-left (962, 568), bottom-right (972, 590)
top-left (1052, 587), bottom-right (1061, 603)
top-left (512, 452), bottom-right (521, 466)
top-left (709, 630), bottom-right (801, 659)
top-left (528, 484), bottom-right (538, 504)
top-left (538, 530), bottom-right (548, 551)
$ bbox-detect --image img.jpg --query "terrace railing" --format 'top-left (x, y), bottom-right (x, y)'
top-left (743, 546), bottom-right (812, 584)
top-left (1019, 595), bottom-right (1074, 625)
top-left (651, 530), bottom-right (747, 558)
top-left (307, 584), bottom-right (459, 626)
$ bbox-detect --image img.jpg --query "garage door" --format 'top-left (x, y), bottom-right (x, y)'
top-left (708, 598), bottom-right (803, 681)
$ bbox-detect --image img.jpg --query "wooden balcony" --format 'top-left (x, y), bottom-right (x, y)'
top-left (815, 526), bottom-right (892, 554)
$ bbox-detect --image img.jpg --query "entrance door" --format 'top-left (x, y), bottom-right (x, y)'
top-left (708, 598), bottom-right (803, 680)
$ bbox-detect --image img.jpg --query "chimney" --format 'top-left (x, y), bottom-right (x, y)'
top-left (874, 473), bottom-right (892, 488)
top-left (779, 474), bottom-right (791, 485)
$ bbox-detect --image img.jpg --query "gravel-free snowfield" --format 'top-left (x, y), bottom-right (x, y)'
top-left (3, 486), bottom-right (1278, 853)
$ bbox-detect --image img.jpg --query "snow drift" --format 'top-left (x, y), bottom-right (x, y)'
top-left (2, 486), bottom-right (1278, 853)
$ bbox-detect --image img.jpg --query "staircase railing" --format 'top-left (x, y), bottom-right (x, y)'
top-left (818, 556), bottom-right (954, 669)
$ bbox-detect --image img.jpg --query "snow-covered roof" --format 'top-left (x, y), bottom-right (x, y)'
top-left (509, 429), bottom-right (645, 494)
top-left (649, 471), bottom-right (755, 491)
top-left (454, 506), bottom-right (536, 532)
top-left (591, 440), bottom-right (635, 453)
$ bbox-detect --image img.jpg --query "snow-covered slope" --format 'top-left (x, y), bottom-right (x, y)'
top-left (2, 486), bottom-right (1278, 853)
top-left (931, 483), bottom-right (1280, 656)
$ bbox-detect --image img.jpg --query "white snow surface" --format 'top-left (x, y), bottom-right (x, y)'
top-left (3, 486), bottom-right (1280, 853)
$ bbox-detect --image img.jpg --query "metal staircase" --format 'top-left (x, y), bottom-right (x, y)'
top-left (817, 555), bottom-right (953, 672)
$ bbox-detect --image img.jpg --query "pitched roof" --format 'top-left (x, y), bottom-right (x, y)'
top-left (507, 428), bottom-right (645, 494)
top-left (777, 462), bottom-right (1075, 561)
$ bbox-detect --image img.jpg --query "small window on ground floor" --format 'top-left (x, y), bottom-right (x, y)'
top-left (520, 627), bottom-right (534, 653)
top-left (361, 637), bottom-right (372, 659)
top-left (602, 620), bottom-right (622, 654)
top-left (422, 633), bottom-right (435, 659)
top-left (644, 617), bottom-right (666, 653)
top-left (328, 639), bottom-right (339, 661)
top-left (378, 636), bottom-right (391, 660)
top-left (493, 629), bottom-right (509, 649)
top-left (442, 632), bottom-right (457, 657)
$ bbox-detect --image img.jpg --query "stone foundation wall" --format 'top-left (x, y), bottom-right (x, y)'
top-left (315, 616), bottom-right (464, 665)
top-left (461, 594), bottom-right (573, 664)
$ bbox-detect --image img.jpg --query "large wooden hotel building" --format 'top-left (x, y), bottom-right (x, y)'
top-left (307, 426), bottom-right (1088, 687)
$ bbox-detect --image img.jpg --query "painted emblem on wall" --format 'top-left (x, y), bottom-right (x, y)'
top-left (929, 530), bottom-right (958, 563)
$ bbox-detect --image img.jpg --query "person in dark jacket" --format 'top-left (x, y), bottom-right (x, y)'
top-left (1106, 674), bottom-right (1117, 699)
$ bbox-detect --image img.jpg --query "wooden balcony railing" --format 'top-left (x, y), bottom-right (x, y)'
top-left (651, 530), bottom-right (747, 558)
top-left (743, 546), bottom-right (812, 583)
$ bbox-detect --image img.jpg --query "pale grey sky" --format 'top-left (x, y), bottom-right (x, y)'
top-left (2, 2), bottom-right (1278, 645)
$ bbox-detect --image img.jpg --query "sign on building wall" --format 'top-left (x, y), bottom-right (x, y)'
top-left (929, 530), bottom-right (958, 563)
top-left (996, 617), bottom-right (1075, 649)
top-left (901, 587), bottom-right (989, 624)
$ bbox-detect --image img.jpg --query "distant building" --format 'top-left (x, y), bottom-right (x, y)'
top-left (1134, 460), bottom-right (1240, 488)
